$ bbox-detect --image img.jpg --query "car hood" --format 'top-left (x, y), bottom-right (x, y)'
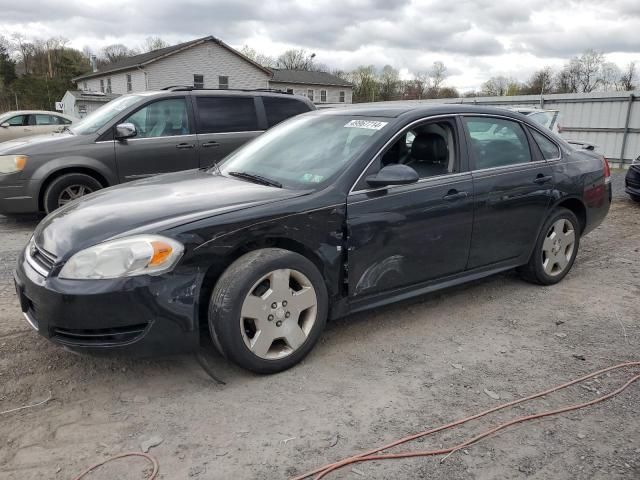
top-left (34, 169), bottom-right (304, 258)
top-left (0, 131), bottom-right (75, 153)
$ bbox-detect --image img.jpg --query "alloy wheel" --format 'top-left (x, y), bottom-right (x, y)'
top-left (58, 184), bottom-right (93, 207)
top-left (541, 218), bottom-right (576, 277)
top-left (239, 268), bottom-right (318, 360)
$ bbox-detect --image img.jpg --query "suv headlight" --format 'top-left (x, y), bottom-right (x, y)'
top-left (0, 155), bottom-right (28, 174)
top-left (58, 235), bottom-right (184, 280)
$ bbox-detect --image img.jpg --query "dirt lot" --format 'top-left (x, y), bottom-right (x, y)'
top-left (0, 171), bottom-right (638, 480)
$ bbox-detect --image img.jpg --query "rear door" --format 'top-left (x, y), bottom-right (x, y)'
top-left (262, 96), bottom-right (313, 128)
top-left (193, 96), bottom-right (263, 169)
top-left (463, 116), bottom-right (555, 269)
top-left (114, 97), bottom-right (199, 181)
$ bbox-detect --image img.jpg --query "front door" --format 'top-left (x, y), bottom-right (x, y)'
top-left (463, 116), bottom-right (555, 268)
top-left (347, 117), bottom-right (473, 298)
top-left (0, 114), bottom-right (33, 141)
top-left (114, 97), bottom-right (198, 181)
top-left (193, 96), bottom-right (264, 169)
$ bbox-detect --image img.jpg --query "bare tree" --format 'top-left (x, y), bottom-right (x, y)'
top-left (578, 49), bottom-right (605, 92)
top-left (481, 76), bottom-right (510, 96)
top-left (141, 37), bottom-right (169, 53)
top-left (430, 61), bottom-right (447, 90)
top-left (619, 61), bottom-right (636, 91)
top-left (524, 67), bottom-right (554, 95)
top-left (378, 65), bottom-right (400, 100)
top-left (351, 65), bottom-right (378, 102)
top-left (101, 44), bottom-right (137, 64)
top-left (277, 49), bottom-right (317, 70)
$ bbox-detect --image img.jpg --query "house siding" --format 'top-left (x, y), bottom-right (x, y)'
top-left (145, 42), bottom-right (270, 90)
top-left (269, 82), bottom-right (352, 104)
top-left (82, 69), bottom-right (146, 94)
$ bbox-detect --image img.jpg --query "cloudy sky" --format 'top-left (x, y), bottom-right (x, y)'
top-left (1, 0), bottom-right (639, 90)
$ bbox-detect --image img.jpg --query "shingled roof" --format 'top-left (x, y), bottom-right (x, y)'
top-left (73, 36), bottom-right (272, 81)
top-left (270, 69), bottom-right (352, 87)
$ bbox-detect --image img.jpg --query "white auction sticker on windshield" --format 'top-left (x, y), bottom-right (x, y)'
top-left (344, 120), bottom-right (388, 130)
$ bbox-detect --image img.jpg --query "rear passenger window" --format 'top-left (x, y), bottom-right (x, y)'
top-left (530, 129), bottom-right (560, 160)
top-left (464, 117), bottom-right (531, 169)
top-left (196, 97), bottom-right (258, 133)
top-left (35, 114), bottom-right (58, 125)
top-left (263, 97), bottom-right (311, 127)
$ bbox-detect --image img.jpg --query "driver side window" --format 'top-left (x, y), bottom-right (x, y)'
top-left (124, 98), bottom-right (190, 139)
top-left (355, 118), bottom-right (458, 190)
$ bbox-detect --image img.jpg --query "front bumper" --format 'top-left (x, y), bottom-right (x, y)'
top-left (625, 166), bottom-right (640, 197)
top-left (0, 180), bottom-right (39, 214)
top-left (14, 250), bottom-right (202, 356)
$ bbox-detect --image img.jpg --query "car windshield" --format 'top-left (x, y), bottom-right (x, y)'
top-left (218, 114), bottom-right (390, 189)
top-left (71, 94), bottom-right (145, 135)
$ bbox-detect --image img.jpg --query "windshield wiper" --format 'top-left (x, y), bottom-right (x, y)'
top-left (228, 171), bottom-right (282, 188)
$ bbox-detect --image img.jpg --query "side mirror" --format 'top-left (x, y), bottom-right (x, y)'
top-left (365, 164), bottom-right (419, 188)
top-left (115, 123), bottom-right (137, 140)
top-left (0, 122), bottom-right (9, 128)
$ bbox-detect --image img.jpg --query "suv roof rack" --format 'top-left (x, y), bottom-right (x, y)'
top-left (161, 86), bottom-right (292, 94)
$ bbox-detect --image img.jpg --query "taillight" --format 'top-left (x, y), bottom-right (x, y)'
top-left (603, 156), bottom-right (611, 183)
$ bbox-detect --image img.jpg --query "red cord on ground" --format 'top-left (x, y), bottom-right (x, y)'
top-left (71, 451), bottom-right (159, 480)
top-left (291, 361), bottom-right (640, 480)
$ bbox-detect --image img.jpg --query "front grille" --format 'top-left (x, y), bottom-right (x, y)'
top-left (52, 323), bottom-right (149, 346)
top-left (26, 243), bottom-right (57, 277)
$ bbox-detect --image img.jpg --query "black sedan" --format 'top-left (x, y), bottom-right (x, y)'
top-left (14, 105), bottom-right (612, 373)
top-left (625, 155), bottom-right (640, 201)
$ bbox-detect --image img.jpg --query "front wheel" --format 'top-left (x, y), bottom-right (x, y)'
top-left (519, 208), bottom-right (580, 285)
top-left (43, 173), bottom-right (103, 213)
top-left (208, 248), bottom-right (328, 374)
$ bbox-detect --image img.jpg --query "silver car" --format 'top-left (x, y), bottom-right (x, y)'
top-left (0, 111), bottom-right (76, 142)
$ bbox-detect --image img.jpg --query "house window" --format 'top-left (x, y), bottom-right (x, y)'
top-left (100, 79), bottom-right (104, 93)
top-left (83, 81), bottom-right (88, 91)
top-left (106, 78), bottom-right (112, 93)
top-left (339, 91), bottom-right (345, 102)
top-left (193, 74), bottom-right (204, 89)
top-left (307, 89), bottom-right (314, 101)
top-left (218, 76), bottom-right (229, 89)
top-left (320, 90), bottom-right (327, 102)
top-left (126, 74), bottom-right (132, 92)
top-left (286, 88), bottom-right (294, 94)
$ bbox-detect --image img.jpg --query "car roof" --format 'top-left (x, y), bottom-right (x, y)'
top-left (314, 102), bottom-right (531, 119)
top-left (0, 110), bottom-right (71, 117)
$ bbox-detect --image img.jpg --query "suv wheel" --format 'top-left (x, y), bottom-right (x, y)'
top-left (43, 173), bottom-right (102, 213)
top-left (519, 208), bottom-right (580, 285)
top-left (208, 248), bottom-right (328, 374)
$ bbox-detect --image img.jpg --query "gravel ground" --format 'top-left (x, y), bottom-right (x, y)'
top-left (0, 171), bottom-right (638, 480)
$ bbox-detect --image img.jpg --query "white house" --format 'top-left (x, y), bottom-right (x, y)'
top-left (71, 36), bottom-right (353, 105)
top-left (269, 69), bottom-right (353, 105)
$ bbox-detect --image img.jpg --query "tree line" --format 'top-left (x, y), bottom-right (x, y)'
top-left (0, 35), bottom-right (170, 112)
top-left (0, 35), bottom-right (637, 113)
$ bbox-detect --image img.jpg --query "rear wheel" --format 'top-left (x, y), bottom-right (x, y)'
top-left (519, 208), bottom-right (580, 285)
top-left (208, 248), bottom-right (328, 374)
top-left (43, 173), bottom-right (102, 213)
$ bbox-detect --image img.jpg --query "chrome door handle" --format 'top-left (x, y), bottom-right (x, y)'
top-left (176, 143), bottom-right (195, 149)
top-left (443, 190), bottom-right (468, 201)
top-left (534, 174), bottom-right (553, 184)
top-left (201, 141), bottom-right (220, 148)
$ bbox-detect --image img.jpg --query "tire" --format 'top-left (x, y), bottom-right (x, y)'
top-left (208, 248), bottom-right (328, 374)
top-left (519, 208), bottom-right (580, 285)
top-left (43, 173), bottom-right (103, 214)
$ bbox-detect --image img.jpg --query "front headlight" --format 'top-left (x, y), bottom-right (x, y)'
top-left (0, 155), bottom-right (28, 174)
top-left (58, 235), bottom-right (184, 280)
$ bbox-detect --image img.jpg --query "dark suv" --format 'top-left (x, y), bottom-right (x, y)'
top-left (0, 88), bottom-right (315, 214)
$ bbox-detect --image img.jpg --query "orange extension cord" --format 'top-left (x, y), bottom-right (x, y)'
top-left (291, 361), bottom-right (640, 480)
top-left (72, 452), bottom-right (159, 480)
